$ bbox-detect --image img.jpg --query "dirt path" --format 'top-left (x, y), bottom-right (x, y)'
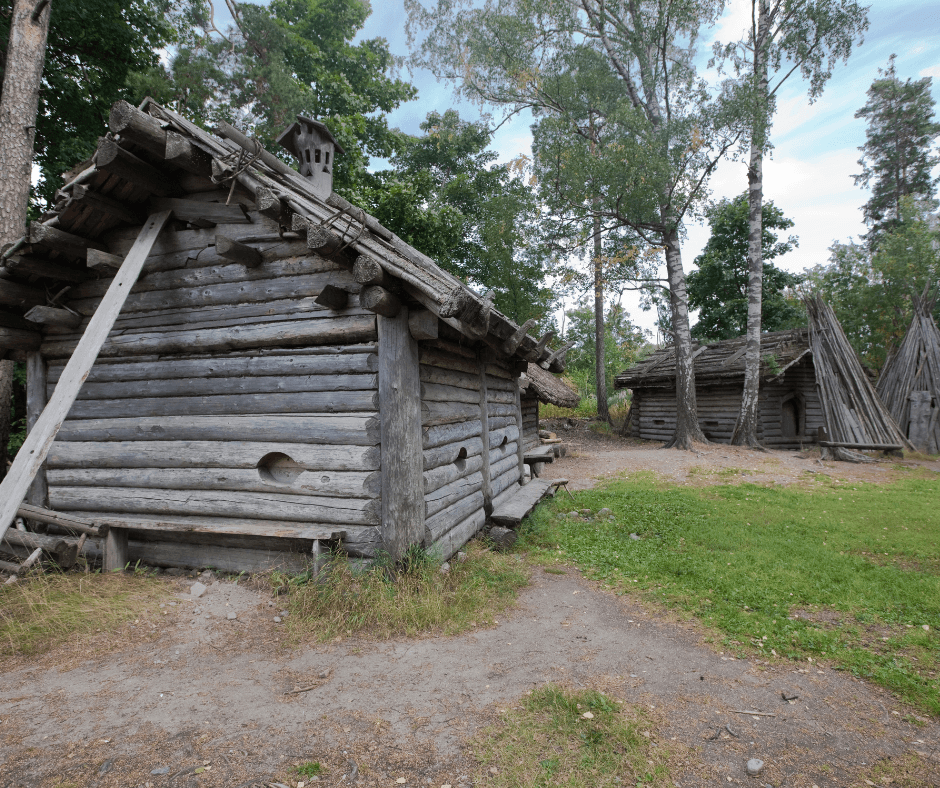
top-left (2, 434), bottom-right (939, 788)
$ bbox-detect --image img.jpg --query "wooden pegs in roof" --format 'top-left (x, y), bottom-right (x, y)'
top-left (539, 341), bottom-right (575, 371)
top-left (314, 284), bottom-right (349, 311)
top-left (361, 285), bottom-right (401, 318)
top-left (307, 224), bottom-right (345, 257)
top-left (353, 255), bottom-right (389, 288)
top-left (24, 305), bottom-right (82, 329)
top-left (255, 187), bottom-right (291, 225)
top-left (95, 138), bottom-right (176, 196)
top-left (216, 235), bottom-right (263, 267)
top-left (164, 130), bottom-right (212, 175)
top-left (525, 331), bottom-right (555, 362)
top-left (501, 317), bottom-right (536, 356)
top-left (109, 100), bottom-right (167, 157)
top-left (440, 286), bottom-right (491, 339)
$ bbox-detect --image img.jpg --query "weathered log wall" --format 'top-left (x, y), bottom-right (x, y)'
top-left (44, 194), bottom-right (382, 565)
top-left (628, 357), bottom-right (823, 449)
top-left (521, 393), bottom-right (540, 450)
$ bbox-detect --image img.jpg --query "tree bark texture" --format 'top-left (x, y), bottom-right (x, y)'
top-left (0, 0), bottom-right (53, 478)
top-left (593, 214), bottom-right (610, 423)
top-left (732, 0), bottom-right (770, 449)
top-left (662, 231), bottom-right (706, 449)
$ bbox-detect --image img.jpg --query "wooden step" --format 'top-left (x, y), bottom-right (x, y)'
top-left (490, 479), bottom-right (552, 528)
top-left (523, 447), bottom-right (555, 465)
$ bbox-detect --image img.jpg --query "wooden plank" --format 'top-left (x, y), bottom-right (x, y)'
top-left (48, 467), bottom-right (381, 499)
top-left (124, 539), bottom-right (312, 573)
top-left (477, 354), bottom-right (493, 512)
top-left (25, 352), bottom-right (48, 512)
top-left (490, 479), bottom-right (552, 527)
top-left (104, 528), bottom-right (129, 572)
top-left (0, 211), bottom-right (174, 547)
top-left (513, 379), bottom-right (525, 480)
top-left (152, 197), bottom-right (251, 225)
top-left (16, 503), bottom-right (101, 535)
top-left (55, 414), bottom-right (381, 445)
top-left (25, 306), bottom-right (82, 329)
top-left (47, 440), bottom-right (380, 471)
top-left (50, 487), bottom-right (380, 525)
top-left (216, 234), bottom-right (263, 267)
top-left (379, 308), bottom-right (425, 561)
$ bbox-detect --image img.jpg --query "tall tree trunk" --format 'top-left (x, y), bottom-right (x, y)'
top-left (0, 0), bottom-right (53, 478)
top-left (593, 214), bottom-right (610, 424)
top-left (732, 0), bottom-right (769, 449)
top-left (662, 229), bottom-right (706, 449)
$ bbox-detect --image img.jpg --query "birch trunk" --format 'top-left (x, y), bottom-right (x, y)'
top-left (593, 214), bottom-right (610, 424)
top-left (732, 0), bottom-right (770, 448)
top-left (0, 0), bottom-right (53, 478)
top-left (662, 230), bottom-right (706, 448)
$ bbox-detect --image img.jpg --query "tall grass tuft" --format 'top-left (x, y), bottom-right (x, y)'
top-left (0, 571), bottom-right (164, 656)
top-left (285, 541), bottom-right (529, 642)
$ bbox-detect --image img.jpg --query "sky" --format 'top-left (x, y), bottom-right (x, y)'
top-left (221, 1), bottom-right (940, 337)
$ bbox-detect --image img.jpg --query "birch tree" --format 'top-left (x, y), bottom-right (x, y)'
top-left (408, 0), bottom-right (743, 448)
top-left (714, 0), bottom-right (868, 448)
top-left (0, 0), bottom-right (53, 476)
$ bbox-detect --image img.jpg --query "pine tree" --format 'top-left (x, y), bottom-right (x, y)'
top-left (854, 55), bottom-right (940, 246)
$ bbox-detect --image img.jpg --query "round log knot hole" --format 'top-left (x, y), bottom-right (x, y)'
top-left (257, 452), bottom-right (304, 486)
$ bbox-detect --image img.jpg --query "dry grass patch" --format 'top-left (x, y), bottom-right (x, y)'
top-left (285, 541), bottom-right (529, 642)
top-left (471, 684), bottom-right (672, 787)
top-left (0, 571), bottom-right (165, 656)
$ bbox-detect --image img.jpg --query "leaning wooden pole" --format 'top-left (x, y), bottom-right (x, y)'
top-left (0, 211), bottom-right (173, 546)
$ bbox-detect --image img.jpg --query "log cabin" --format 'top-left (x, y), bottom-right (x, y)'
top-left (0, 99), bottom-right (573, 573)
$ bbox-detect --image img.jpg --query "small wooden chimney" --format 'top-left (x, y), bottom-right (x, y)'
top-left (277, 115), bottom-right (344, 198)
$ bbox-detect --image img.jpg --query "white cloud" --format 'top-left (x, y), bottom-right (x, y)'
top-left (920, 65), bottom-right (940, 79)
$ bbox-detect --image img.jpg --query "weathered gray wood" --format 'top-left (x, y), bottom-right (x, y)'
top-left (421, 381), bottom-right (480, 404)
top-left (25, 351), bottom-right (48, 514)
top-left (491, 479), bottom-right (520, 511)
top-left (71, 184), bottom-right (143, 224)
top-left (420, 347), bottom-right (479, 376)
top-left (314, 284), bottom-right (349, 311)
top-left (68, 373), bottom-right (377, 401)
top-left (47, 440), bottom-right (380, 471)
top-left (0, 326), bottom-right (41, 351)
top-left (501, 318), bottom-right (536, 355)
top-left (152, 198), bottom-right (251, 225)
top-left (485, 388), bottom-right (517, 405)
top-left (307, 224), bottom-right (347, 257)
top-left (408, 309), bottom-right (438, 341)
top-left (0, 211), bottom-right (174, 548)
top-left (420, 363), bottom-right (479, 391)
top-left (426, 471), bottom-right (483, 518)
top-left (49, 351), bottom-right (378, 384)
top-left (49, 467), bottom-right (381, 499)
top-left (2, 529), bottom-right (78, 569)
top-left (51, 487), bottom-right (380, 525)
top-left (41, 315), bottom-right (378, 359)
top-left (514, 380), bottom-right (525, 480)
top-left (86, 249), bottom-right (124, 272)
top-left (429, 509), bottom-right (485, 563)
top-left (425, 491), bottom-right (484, 544)
top-left (254, 186), bottom-right (291, 224)
top-left (488, 425), bottom-right (520, 449)
top-left (423, 436), bottom-right (484, 471)
top-left (490, 452), bottom-right (521, 481)
top-left (0, 279), bottom-right (46, 309)
top-left (104, 528), bottom-right (129, 572)
top-left (477, 355), bottom-right (494, 512)
top-left (423, 419), bottom-right (483, 450)
top-left (25, 306), bottom-right (82, 329)
top-left (165, 130), bottom-right (212, 175)
top-left (64, 389), bottom-right (379, 420)
top-left (95, 138), bottom-right (176, 196)
top-left (421, 400), bottom-right (480, 427)
top-left (16, 502), bottom-right (102, 535)
top-left (28, 221), bottom-right (106, 258)
top-left (490, 479), bottom-right (552, 527)
top-left (361, 285), bottom-right (401, 318)
top-left (56, 414), bottom-right (381, 445)
top-left (108, 99), bottom-right (166, 155)
top-left (0, 311), bottom-right (36, 332)
top-left (125, 539), bottom-right (312, 573)
top-left (216, 234), bottom-right (263, 267)
top-left (353, 255), bottom-right (389, 287)
top-left (491, 464), bottom-right (522, 498)
top-left (908, 391), bottom-right (932, 451)
top-left (6, 254), bottom-right (91, 283)
top-left (424, 454), bottom-right (484, 495)
top-left (489, 415), bottom-right (517, 431)
top-left (489, 441), bottom-right (519, 466)
top-left (379, 309), bottom-right (425, 561)
top-left (101, 213), bottom-right (278, 258)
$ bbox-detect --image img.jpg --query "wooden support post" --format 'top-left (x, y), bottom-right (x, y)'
top-left (86, 249), bottom-right (124, 272)
top-left (314, 284), bottom-right (349, 311)
top-left (478, 355), bottom-right (494, 514)
top-left (354, 255), bottom-right (389, 287)
top-left (361, 286), bottom-right (401, 318)
top-left (104, 528), bottom-right (129, 572)
top-left (514, 380), bottom-right (526, 483)
top-left (379, 308), bottom-right (425, 562)
top-left (216, 234), bottom-right (263, 267)
top-left (25, 351), bottom-right (48, 522)
top-left (0, 211), bottom-right (174, 548)
top-left (25, 306), bottom-right (82, 329)
top-left (408, 309), bottom-right (438, 341)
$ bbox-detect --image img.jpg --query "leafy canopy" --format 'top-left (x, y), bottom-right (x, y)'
top-left (688, 194), bottom-right (802, 341)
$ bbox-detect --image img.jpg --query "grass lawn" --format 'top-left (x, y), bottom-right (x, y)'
top-left (519, 471), bottom-right (940, 716)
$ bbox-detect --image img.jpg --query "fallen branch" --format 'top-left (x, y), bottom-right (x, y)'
top-left (731, 709), bottom-right (776, 717)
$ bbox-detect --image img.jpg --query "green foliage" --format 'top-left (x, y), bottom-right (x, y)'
top-left (520, 474), bottom-right (940, 715)
top-left (472, 684), bottom-right (672, 787)
top-left (563, 301), bottom-right (649, 395)
top-left (294, 762), bottom-right (323, 778)
top-left (854, 54), bottom-right (940, 246)
top-left (369, 110), bottom-right (554, 324)
top-left (805, 198), bottom-right (940, 369)
top-left (0, 0), bottom-right (177, 208)
top-left (687, 194), bottom-right (803, 341)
